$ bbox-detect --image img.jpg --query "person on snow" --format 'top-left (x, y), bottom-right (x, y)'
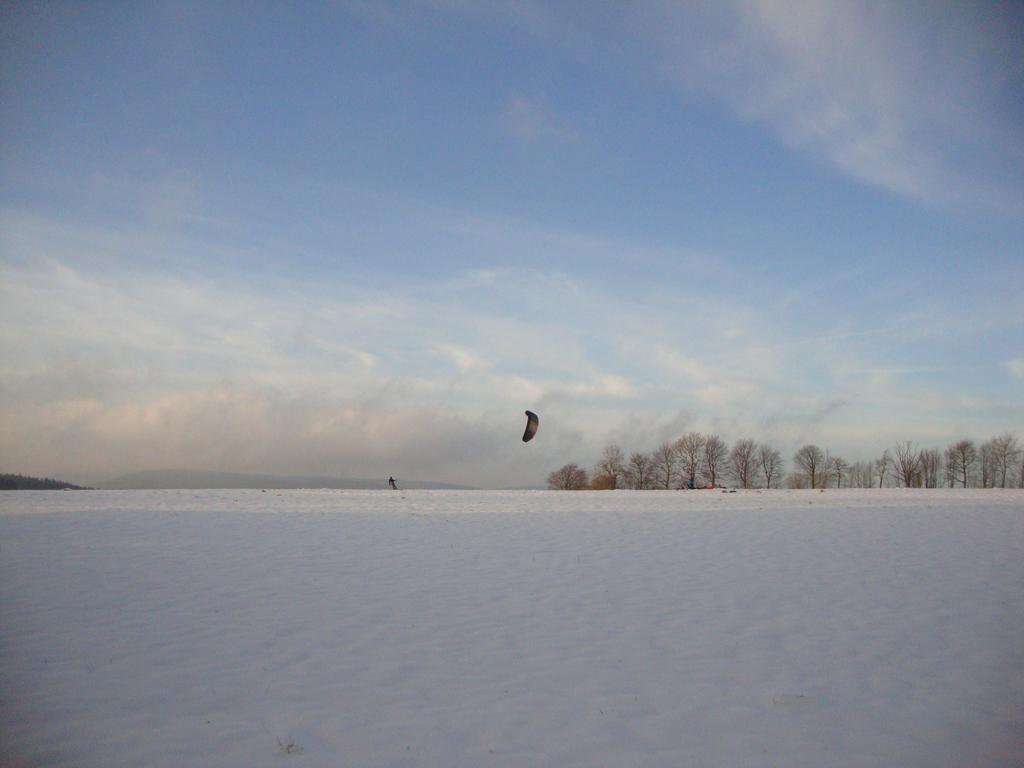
top-left (388, 476), bottom-right (398, 490)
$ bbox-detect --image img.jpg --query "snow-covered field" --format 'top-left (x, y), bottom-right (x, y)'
top-left (1, 489), bottom-right (1021, 768)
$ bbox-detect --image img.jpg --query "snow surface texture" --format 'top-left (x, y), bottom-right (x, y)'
top-left (1, 489), bottom-right (1022, 768)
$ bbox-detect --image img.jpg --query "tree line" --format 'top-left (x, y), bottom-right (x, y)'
top-left (546, 432), bottom-right (1023, 491)
top-left (0, 473), bottom-right (90, 490)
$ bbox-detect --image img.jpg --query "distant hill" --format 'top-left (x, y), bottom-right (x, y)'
top-left (93, 469), bottom-right (474, 491)
top-left (1, 473), bottom-right (90, 490)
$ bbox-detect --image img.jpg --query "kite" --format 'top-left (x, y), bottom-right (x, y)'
top-left (522, 410), bottom-right (539, 442)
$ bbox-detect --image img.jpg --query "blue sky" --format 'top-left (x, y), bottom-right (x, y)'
top-left (1, 1), bottom-right (1022, 487)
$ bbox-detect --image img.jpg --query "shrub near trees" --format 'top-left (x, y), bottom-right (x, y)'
top-left (546, 463), bottom-right (589, 490)
top-left (546, 432), bottom-right (1023, 490)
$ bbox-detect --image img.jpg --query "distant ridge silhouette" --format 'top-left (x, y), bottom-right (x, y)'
top-left (1, 473), bottom-right (90, 490)
top-left (94, 469), bottom-right (475, 491)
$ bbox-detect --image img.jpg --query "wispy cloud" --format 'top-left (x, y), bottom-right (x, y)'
top-left (2, 161), bottom-right (1020, 484)
top-left (651, 345), bottom-right (712, 383)
top-left (500, 96), bottom-right (581, 144)
top-left (340, 0), bottom-right (556, 40)
top-left (0, 249), bottom-right (646, 484)
top-left (1006, 358), bottom-right (1024, 380)
top-left (642, 0), bottom-right (1024, 215)
top-left (431, 342), bottom-right (492, 375)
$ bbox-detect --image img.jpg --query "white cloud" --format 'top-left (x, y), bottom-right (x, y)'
top-left (3, 167), bottom-right (1020, 484)
top-left (0, 257), bottom-right (394, 401)
top-left (0, 252), bottom-right (647, 483)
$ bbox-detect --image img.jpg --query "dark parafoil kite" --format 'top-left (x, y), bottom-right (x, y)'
top-left (522, 410), bottom-right (539, 442)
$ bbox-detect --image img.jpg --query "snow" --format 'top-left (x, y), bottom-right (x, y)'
top-left (1, 489), bottom-right (1021, 767)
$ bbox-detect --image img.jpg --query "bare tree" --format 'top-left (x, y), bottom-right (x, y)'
top-left (730, 439), bottom-right (758, 489)
top-left (651, 442), bottom-right (678, 490)
top-left (945, 439), bottom-right (977, 488)
top-left (986, 433), bottom-right (1021, 488)
top-left (594, 444), bottom-right (626, 490)
top-left (918, 448), bottom-right (941, 488)
top-left (702, 434), bottom-right (728, 487)
top-left (893, 441), bottom-right (921, 487)
top-left (625, 452), bottom-right (654, 490)
top-left (979, 439), bottom-right (996, 488)
top-left (821, 450), bottom-right (834, 489)
top-left (829, 455), bottom-right (849, 488)
top-left (675, 432), bottom-right (706, 488)
top-left (543, 431), bottom-right (1018, 493)
top-left (847, 461), bottom-right (863, 488)
top-left (758, 444), bottom-right (784, 488)
top-left (847, 460), bottom-right (874, 488)
top-left (794, 444), bottom-right (825, 489)
top-left (943, 453), bottom-right (957, 488)
top-left (875, 450), bottom-right (891, 488)
top-left (547, 463), bottom-right (589, 490)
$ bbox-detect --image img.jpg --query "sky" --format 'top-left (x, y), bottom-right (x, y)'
top-left (1, 0), bottom-right (1022, 488)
